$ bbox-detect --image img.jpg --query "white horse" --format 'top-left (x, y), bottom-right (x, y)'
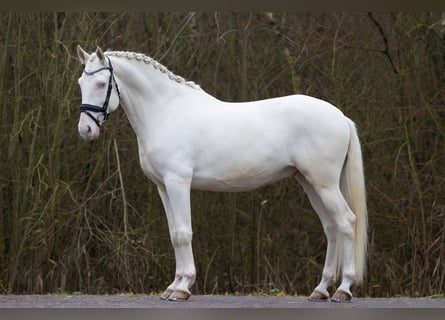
top-left (76, 45), bottom-right (367, 302)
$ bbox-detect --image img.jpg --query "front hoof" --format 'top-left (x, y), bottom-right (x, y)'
top-left (331, 290), bottom-right (352, 303)
top-left (308, 290), bottom-right (329, 302)
top-left (168, 290), bottom-right (191, 301)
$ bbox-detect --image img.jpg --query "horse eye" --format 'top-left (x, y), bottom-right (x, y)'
top-left (97, 82), bottom-right (106, 89)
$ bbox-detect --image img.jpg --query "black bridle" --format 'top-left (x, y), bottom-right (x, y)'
top-left (80, 56), bottom-right (120, 127)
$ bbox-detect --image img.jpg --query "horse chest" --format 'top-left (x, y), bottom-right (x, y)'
top-left (136, 143), bottom-right (166, 184)
top-left (136, 139), bottom-right (191, 185)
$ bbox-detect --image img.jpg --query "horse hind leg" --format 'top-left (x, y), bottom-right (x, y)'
top-left (295, 173), bottom-right (338, 301)
top-left (313, 184), bottom-right (357, 302)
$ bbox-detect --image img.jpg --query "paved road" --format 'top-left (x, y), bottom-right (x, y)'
top-left (0, 294), bottom-right (444, 308)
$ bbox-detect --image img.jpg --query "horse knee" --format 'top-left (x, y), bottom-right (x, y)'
top-left (171, 230), bottom-right (193, 246)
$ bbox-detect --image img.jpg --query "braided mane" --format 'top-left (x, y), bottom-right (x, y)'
top-left (105, 51), bottom-right (201, 90)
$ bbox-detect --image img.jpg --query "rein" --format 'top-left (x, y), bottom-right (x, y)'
top-left (80, 56), bottom-right (120, 127)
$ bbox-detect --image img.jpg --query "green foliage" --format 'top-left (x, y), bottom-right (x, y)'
top-left (0, 12), bottom-right (444, 297)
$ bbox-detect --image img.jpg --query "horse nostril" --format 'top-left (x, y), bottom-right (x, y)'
top-left (86, 125), bottom-right (92, 134)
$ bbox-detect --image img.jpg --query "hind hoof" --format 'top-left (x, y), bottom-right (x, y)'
top-left (168, 290), bottom-right (191, 301)
top-left (308, 290), bottom-right (329, 301)
top-left (160, 289), bottom-right (174, 300)
top-left (331, 290), bottom-right (352, 303)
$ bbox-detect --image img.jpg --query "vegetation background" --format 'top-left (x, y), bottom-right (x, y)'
top-left (0, 12), bottom-right (444, 298)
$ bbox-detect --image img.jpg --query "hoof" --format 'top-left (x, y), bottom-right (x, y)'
top-left (168, 290), bottom-right (191, 301)
top-left (160, 289), bottom-right (173, 300)
top-left (331, 290), bottom-right (352, 303)
top-left (308, 290), bottom-right (329, 302)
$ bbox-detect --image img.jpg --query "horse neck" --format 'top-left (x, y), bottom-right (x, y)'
top-left (111, 56), bottom-right (193, 138)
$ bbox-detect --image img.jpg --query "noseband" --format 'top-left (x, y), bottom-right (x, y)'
top-left (80, 56), bottom-right (120, 127)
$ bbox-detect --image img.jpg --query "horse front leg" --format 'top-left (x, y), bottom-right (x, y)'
top-left (157, 179), bottom-right (196, 301)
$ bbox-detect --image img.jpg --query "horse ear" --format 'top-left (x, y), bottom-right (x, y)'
top-left (96, 46), bottom-right (106, 65)
top-left (77, 45), bottom-right (89, 64)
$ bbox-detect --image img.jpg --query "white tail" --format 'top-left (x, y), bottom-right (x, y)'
top-left (340, 118), bottom-right (368, 284)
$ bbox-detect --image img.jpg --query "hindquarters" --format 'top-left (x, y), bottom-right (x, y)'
top-left (292, 111), bottom-right (367, 300)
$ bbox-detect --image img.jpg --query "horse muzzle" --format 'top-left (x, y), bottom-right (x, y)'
top-left (78, 112), bottom-right (101, 140)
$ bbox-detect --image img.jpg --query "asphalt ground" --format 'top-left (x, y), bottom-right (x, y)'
top-left (0, 294), bottom-right (444, 308)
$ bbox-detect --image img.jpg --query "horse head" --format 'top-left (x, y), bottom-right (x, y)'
top-left (76, 45), bottom-right (120, 140)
